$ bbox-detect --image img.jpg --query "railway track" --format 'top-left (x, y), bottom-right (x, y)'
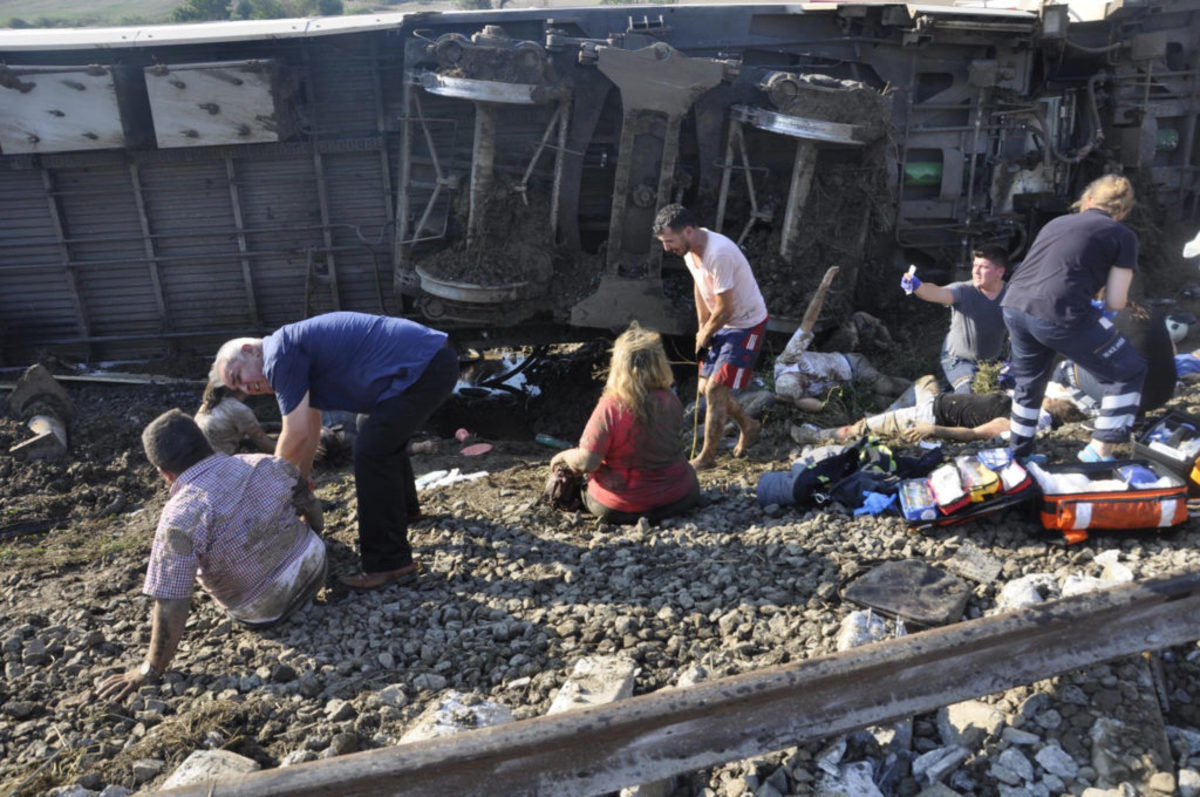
top-left (156, 570), bottom-right (1200, 797)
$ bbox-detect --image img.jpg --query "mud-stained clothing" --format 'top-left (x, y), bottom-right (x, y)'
top-left (684, 229), bottom-right (768, 330)
top-left (855, 386), bottom-right (1010, 439)
top-left (579, 391), bottom-right (699, 517)
top-left (774, 328), bottom-right (884, 401)
top-left (142, 453), bottom-right (325, 625)
top-left (932, 392), bottom-right (1012, 429)
top-left (195, 397), bottom-right (260, 455)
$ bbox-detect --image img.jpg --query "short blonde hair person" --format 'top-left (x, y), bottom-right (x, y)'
top-left (1072, 174), bottom-right (1135, 219)
top-left (603, 322), bottom-right (675, 426)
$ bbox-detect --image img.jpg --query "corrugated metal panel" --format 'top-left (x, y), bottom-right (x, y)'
top-left (308, 34), bottom-right (380, 137)
top-left (0, 166), bottom-right (80, 346)
top-left (233, 152), bottom-right (324, 327)
top-left (323, 149), bottom-right (393, 315)
top-left (51, 164), bottom-right (161, 337)
top-left (138, 160), bottom-right (249, 331)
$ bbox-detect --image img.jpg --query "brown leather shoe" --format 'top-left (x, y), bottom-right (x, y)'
top-left (339, 564), bottom-right (419, 591)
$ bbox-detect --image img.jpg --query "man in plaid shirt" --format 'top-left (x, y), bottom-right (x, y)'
top-left (97, 409), bottom-right (325, 702)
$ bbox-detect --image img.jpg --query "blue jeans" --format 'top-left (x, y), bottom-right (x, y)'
top-left (940, 346), bottom-right (978, 394)
top-left (1003, 307), bottom-right (1146, 457)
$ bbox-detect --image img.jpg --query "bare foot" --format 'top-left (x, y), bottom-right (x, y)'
top-left (690, 455), bottom-right (717, 471)
top-left (732, 418), bottom-right (762, 457)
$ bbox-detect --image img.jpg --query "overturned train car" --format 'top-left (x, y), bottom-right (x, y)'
top-left (0, 1), bottom-right (1197, 362)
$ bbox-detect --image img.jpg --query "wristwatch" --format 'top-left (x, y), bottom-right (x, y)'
top-left (139, 661), bottom-right (164, 681)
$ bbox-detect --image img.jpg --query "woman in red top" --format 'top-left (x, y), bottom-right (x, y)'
top-left (550, 323), bottom-right (701, 524)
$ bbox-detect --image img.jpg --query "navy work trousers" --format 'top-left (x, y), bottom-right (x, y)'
top-left (1003, 306), bottom-right (1145, 458)
top-left (354, 343), bottom-right (458, 572)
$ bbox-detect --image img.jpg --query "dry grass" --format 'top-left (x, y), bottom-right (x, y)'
top-left (0, 516), bottom-right (152, 570)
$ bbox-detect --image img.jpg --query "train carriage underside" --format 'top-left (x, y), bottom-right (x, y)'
top-left (0, 0), bottom-right (1197, 362)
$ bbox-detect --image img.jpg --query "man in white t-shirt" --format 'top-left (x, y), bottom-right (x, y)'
top-left (654, 204), bottom-right (769, 470)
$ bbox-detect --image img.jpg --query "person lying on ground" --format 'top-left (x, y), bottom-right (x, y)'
top-left (96, 409), bottom-right (325, 703)
top-left (653, 203), bottom-right (768, 470)
top-left (902, 245), bottom-right (1009, 393)
top-left (774, 265), bottom-right (911, 412)
top-left (549, 322), bottom-right (701, 525)
top-left (790, 374), bottom-right (1085, 445)
top-left (195, 382), bottom-right (276, 456)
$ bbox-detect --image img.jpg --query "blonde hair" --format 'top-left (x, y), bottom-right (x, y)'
top-left (1072, 174), bottom-right (1134, 219)
top-left (603, 322), bottom-right (675, 426)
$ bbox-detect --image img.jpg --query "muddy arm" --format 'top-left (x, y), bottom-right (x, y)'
top-left (96, 597), bottom-right (190, 703)
top-left (551, 447), bottom-right (603, 474)
top-left (245, 423), bottom-right (276, 454)
top-left (798, 266), bottom-right (840, 335)
top-left (905, 416), bottom-right (1010, 442)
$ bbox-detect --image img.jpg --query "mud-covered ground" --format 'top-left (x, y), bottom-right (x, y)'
top-left (6, 286), bottom-right (1200, 795)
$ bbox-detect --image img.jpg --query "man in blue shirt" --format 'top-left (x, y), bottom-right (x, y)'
top-left (210, 312), bottom-right (458, 590)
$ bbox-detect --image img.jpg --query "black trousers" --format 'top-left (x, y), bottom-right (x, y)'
top-left (354, 344), bottom-right (458, 572)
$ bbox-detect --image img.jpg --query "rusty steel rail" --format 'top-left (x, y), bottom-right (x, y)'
top-left (156, 570), bottom-right (1200, 797)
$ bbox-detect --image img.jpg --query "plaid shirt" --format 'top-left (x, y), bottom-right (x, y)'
top-left (143, 453), bottom-right (314, 612)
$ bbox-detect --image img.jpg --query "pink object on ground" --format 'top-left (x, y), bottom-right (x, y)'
top-left (460, 442), bottom-right (492, 456)
top-left (455, 428), bottom-right (471, 443)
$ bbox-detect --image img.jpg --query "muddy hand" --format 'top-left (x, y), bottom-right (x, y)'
top-left (901, 423), bottom-right (934, 443)
top-left (97, 669), bottom-right (144, 703)
top-left (292, 479), bottom-right (324, 533)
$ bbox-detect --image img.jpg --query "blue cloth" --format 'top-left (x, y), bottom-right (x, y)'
top-left (263, 312), bottom-right (449, 415)
top-left (1177, 352), bottom-right (1200, 378)
top-left (853, 491), bottom-right (897, 516)
top-left (1003, 209), bottom-right (1138, 326)
top-left (1090, 299), bottom-right (1118, 320)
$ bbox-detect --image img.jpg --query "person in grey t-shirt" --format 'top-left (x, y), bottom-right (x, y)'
top-left (901, 245), bottom-right (1009, 392)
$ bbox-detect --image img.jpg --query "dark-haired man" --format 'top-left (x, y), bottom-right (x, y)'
top-left (96, 409), bottom-right (325, 702)
top-left (654, 204), bottom-right (769, 470)
top-left (902, 246), bottom-right (1009, 393)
